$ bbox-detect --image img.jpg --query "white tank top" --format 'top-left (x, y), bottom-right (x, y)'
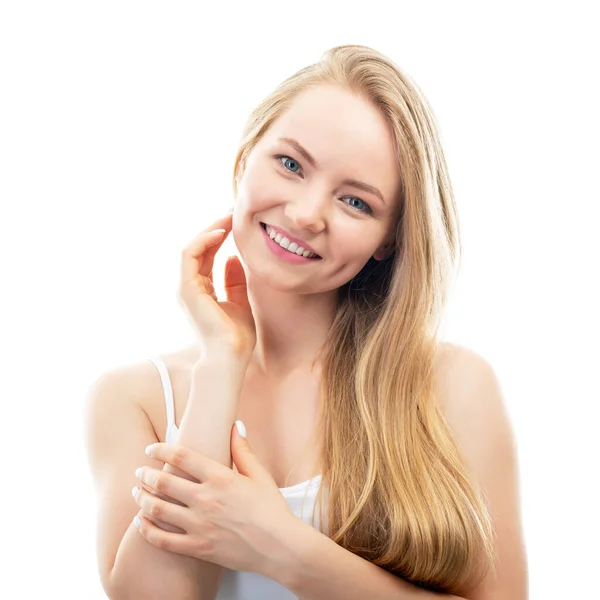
top-left (148, 356), bottom-right (326, 599)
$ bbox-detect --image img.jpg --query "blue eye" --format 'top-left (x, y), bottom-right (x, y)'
top-left (276, 155), bottom-right (302, 174)
top-left (343, 197), bottom-right (373, 215)
top-left (273, 154), bottom-right (373, 215)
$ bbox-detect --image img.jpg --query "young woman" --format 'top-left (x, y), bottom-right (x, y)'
top-left (85, 45), bottom-right (528, 599)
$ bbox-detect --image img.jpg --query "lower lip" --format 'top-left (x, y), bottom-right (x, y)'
top-left (260, 224), bottom-right (321, 264)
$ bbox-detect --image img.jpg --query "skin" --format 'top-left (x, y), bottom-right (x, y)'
top-left (130, 86), bottom-right (527, 599)
top-left (231, 84), bottom-right (403, 380)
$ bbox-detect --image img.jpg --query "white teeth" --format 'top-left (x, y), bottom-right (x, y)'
top-left (264, 224), bottom-right (319, 258)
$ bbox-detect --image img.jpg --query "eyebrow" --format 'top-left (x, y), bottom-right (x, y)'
top-left (278, 137), bottom-right (386, 204)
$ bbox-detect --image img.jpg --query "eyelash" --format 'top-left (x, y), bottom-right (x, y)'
top-left (274, 154), bottom-right (374, 215)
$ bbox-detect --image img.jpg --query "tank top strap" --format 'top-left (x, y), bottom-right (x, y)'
top-left (148, 356), bottom-right (176, 434)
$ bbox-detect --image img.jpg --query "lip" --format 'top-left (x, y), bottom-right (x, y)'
top-left (260, 222), bottom-right (321, 257)
top-left (261, 224), bottom-right (321, 263)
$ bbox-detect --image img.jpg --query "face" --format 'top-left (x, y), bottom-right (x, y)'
top-left (232, 84), bottom-right (402, 293)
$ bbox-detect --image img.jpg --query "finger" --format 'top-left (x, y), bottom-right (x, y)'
top-left (145, 443), bottom-right (228, 484)
top-left (135, 513), bottom-right (202, 558)
top-left (224, 255), bottom-right (251, 310)
top-left (135, 506), bottom-right (186, 534)
top-left (180, 231), bottom-right (224, 298)
top-left (138, 481), bottom-right (186, 508)
top-left (134, 486), bottom-right (190, 532)
top-left (137, 466), bottom-right (197, 507)
top-left (181, 213), bottom-right (233, 287)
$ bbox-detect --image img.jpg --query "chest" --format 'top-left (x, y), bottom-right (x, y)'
top-left (161, 356), bottom-right (323, 489)
top-left (234, 369), bottom-right (323, 488)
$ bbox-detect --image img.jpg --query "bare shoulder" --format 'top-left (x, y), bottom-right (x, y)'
top-left (432, 342), bottom-right (529, 599)
top-left (89, 345), bottom-right (199, 443)
top-left (432, 342), bottom-right (505, 415)
top-left (433, 341), bottom-right (497, 386)
top-left (432, 341), bottom-right (512, 478)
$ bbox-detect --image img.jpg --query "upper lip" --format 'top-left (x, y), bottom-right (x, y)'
top-left (262, 222), bottom-right (321, 257)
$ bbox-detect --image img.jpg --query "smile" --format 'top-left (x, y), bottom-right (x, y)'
top-left (260, 223), bottom-right (322, 264)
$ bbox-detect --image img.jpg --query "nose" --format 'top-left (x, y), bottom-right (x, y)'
top-left (284, 190), bottom-right (328, 234)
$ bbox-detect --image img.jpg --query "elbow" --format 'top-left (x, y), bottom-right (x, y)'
top-left (102, 566), bottom-right (205, 600)
top-left (101, 565), bottom-right (146, 600)
top-left (102, 575), bottom-right (150, 600)
top-left (102, 573), bottom-right (155, 600)
top-left (100, 566), bottom-right (125, 600)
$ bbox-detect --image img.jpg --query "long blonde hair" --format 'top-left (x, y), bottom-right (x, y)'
top-left (232, 45), bottom-right (496, 596)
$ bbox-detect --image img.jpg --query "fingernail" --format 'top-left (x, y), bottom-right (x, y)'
top-left (235, 419), bottom-right (247, 438)
top-left (132, 486), bottom-right (139, 499)
top-left (133, 515), bottom-right (141, 529)
top-left (144, 445), bottom-right (155, 456)
top-left (135, 467), bottom-right (143, 478)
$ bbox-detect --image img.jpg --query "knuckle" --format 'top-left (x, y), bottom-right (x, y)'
top-left (148, 500), bottom-right (163, 519)
top-left (153, 533), bottom-right (171, 551)
top-left (153, 473), bottom-right (168, 494)
top-left (213, 470), bottom-right (234, 488)
top-left (172, 445), bottom-right (188, 468)
top-left (196, 537), bottom-right (213, 557)
top-left (202, 495), bottom-right (225, 517)
top-left (192, 488), bottom-right (205, 505)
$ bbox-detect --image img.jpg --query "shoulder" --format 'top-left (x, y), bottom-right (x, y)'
top-left (432, 342), bottom-right (514, 483)
top-left (432, 342), bottom-right (512, 459)
top-left (86, 359), bottom-right (160, 415)
top-left (433, 341), bottom-right (500, 390)
top-left (432, 342), bottom-right (529, 599)
top-left (86, 346), bottom-right (196, 441)
top-left (433, 342), bottom-right (505, 413)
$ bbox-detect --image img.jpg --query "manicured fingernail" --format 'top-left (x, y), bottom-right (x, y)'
top-left (135, 467), bottom-right (143, 478)
top-left (133, 515), bottom-right (141, 528)
top-left (235, 419), bottom-right (247, 438)
top-left (144, 445), bottom-right (155, 456)
top-left (132, 486), bottom-right (139, 499)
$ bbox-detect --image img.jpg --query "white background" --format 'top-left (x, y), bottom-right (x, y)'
top-left (1, 2), bottom-right (598, 598)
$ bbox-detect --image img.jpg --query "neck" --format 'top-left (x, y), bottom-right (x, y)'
top-left (246, 277), bottom-right (338, 380)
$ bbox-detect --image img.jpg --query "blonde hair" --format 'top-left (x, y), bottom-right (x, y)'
top-left (232, 45), bottom-right (496, 596)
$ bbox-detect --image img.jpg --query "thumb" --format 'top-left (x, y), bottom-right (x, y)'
top-left (224, 256), bottom-right (251, 310)
top-left (231, 420), bottom-right (272, 484)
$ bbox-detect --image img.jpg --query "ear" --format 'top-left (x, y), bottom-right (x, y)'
top-left (373, 241), bottom-right (395, 261)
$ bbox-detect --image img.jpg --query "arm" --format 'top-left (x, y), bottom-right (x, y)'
top-left (276, 520), bottom-right (463, 599)
top-left (84, 355), bottom-right (247, 600)
top-left (269, 345), bottom-right (528, 600)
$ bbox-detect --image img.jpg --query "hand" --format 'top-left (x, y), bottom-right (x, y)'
top-left (132, 423), bottom-right (300, 577)
top-left (177, 210), bottom-right (256, 360)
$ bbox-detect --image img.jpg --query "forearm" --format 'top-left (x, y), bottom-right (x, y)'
top-left (276, 521), bottom-right (465, 600)
top-left (109, 354), bottom-right (248, 600)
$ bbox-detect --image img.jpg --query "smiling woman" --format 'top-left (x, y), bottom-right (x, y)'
top-left (86, 43), bottom-right (527, 600)
top-left (227, 46), bottom-right (527, 599)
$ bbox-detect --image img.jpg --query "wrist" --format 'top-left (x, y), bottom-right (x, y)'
top-left (265, 517), bottom-right (315, 590)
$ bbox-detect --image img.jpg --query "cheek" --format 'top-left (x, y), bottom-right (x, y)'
top-left (333, 226), bottom-right (378, 257)
top-left (244, 161), bottom-right (286, 202)
top-left (343, 241), bottom-right (377, 263)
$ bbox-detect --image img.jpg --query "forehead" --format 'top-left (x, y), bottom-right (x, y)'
top-left (262, 85), bottom-right (401, 201)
